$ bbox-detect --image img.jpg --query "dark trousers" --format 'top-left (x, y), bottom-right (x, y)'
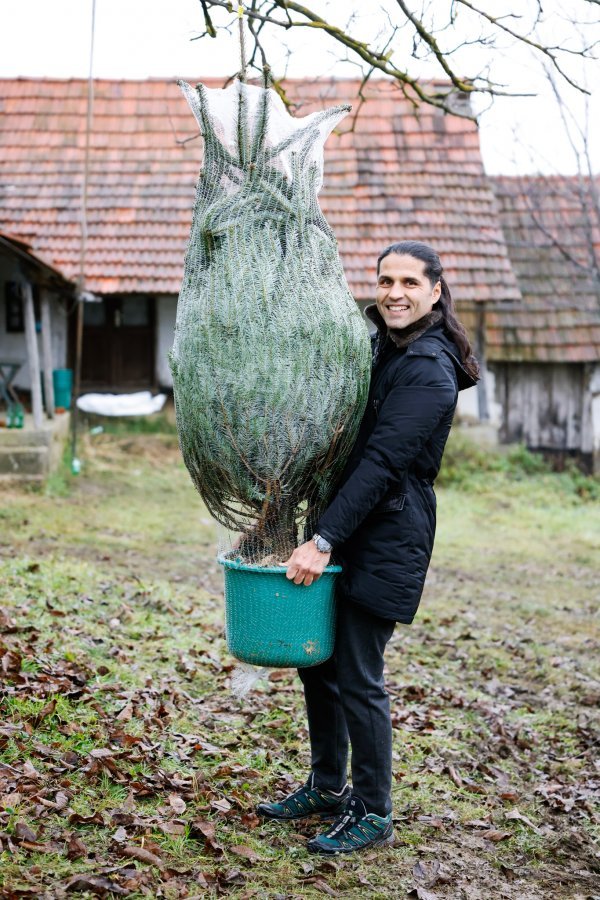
top-left (297, 592), bottom-right (396, 817)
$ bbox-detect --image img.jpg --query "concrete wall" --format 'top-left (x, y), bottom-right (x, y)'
top-left (456, 364), bottom-right (501, 426)
top-left (0, 252), bottom-right (69, 391)
top-left (156, 294), bottom-right (177, 388)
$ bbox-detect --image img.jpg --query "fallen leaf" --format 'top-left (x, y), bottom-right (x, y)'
top-left (190, 818), bottom-right (223, 854)
top-left (416, 815), bottom-right (445, 829)
top-left (1, 791), bottom-right (22, 809)
top-left (116, 702), bottom-right (134, 722)
top-left (223, 868), bottom-right (245, 883)
top-left (505, 808), bottom-right (540, 832)
top-left (299, 876), bottom-right (337, 896)
top-left (412, 860), bottom-right (441, 886)
top-left (407, 888), bottom-right (439, 900)
top-left (68, 811), bottom-right (105, 826)
top-left (66, 834), bottom-right (87, 859)
top-left (121, 843), bottom-right (164, 868)
top-left (14, 822), bottom-right (37, 842)
top-left (66, 874), bottom-right (129, 895)
top-left (240, 811), bottom-right (261, 830)
top-left (19, 840), bottom-right (64, 853)
top-left (192, 819), bottom-right (216, 841)
top-left (159, 821), bottom-right (186, 835)
top-left (482, 829), bottom-right (511, 842)
top-left (499, 791), bottom-right (519, 802)
top-left (168, 793), bottom-right (186, 815)
top-left (211, 797), bottom-right (232, 813)
top-left (445, 765), bottom-right (463, 788)
top-left (230, 844), bottom-right (260, 863)
top-left (22, 760), bottom-right (42, 779)
top-left (55, 791), bottom-right (69, 809)
top-left (112, 826), bottom-right (128, 843)
top-left (33, 699), bottom-right (57, 723)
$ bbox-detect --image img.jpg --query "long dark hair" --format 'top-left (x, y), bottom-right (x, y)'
top-left (377, 240), bottom-right (480, 380)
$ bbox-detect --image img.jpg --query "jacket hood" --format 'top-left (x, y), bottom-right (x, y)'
top-left (365, 303), bottom-right (478, 391)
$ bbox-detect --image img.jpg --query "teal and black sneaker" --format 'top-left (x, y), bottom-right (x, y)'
top-left (307, 796), bottom-right (394, 854)
top-left (257, 774), bottom-right (350, 821)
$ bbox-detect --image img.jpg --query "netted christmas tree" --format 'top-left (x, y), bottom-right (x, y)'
top-left (170, 79), bottom-right (371, 564)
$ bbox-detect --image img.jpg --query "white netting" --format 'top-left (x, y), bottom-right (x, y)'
top-left (170, 80), bottom-right (371, 565)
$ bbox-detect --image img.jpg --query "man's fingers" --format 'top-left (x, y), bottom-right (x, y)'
top-left (287, 566), bottom-right (313, 585)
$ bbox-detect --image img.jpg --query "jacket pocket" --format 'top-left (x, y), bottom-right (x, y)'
top-left (373, 492), bottom-right (406, 513)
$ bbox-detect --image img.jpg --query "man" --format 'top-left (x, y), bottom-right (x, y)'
top-left (258, 241), bottom-right (479, 854)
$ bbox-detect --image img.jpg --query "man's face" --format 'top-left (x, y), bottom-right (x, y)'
top-left (376, 254), bottom-right (441, 330)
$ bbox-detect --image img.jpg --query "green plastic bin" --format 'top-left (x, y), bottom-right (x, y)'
top-left (218, 556), bottom-right (340, 668)
top-left (52, 368), bottom-right (73, 410)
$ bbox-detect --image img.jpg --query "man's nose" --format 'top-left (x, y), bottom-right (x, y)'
top-left (389, 281), bottom-right (404, 300)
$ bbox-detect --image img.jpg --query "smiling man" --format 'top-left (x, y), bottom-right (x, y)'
top-left (375, 251), bottom-right (441, 328)
top-left (259, 241), bottom-right (479, 855)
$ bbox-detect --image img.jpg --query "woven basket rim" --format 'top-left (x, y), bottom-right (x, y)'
top-left (218, 555), bottom-right (342, 574)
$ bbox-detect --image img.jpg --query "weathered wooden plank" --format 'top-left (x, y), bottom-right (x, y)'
top-left (499, 362), bottom-right (587, 451)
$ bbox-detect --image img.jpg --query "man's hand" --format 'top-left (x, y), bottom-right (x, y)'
top-left (283, 540), bottom-right (331, 587)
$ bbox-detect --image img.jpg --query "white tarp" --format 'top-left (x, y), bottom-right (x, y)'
top-left (76, 391), bottom-right (167, 417)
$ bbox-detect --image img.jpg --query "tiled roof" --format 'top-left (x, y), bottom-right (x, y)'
top-left (0, 229), bottom-right (73, 287)
top-left (488, 176), bottom-right (600, 363)
top-left (0, 77), bottom-right (519, 304)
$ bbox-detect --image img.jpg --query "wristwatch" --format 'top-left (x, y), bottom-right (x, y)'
top-left (312, 533), bottom-right (333, 553)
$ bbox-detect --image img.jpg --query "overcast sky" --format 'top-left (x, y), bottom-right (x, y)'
top-left (1, 0), bottom-right (598, 175)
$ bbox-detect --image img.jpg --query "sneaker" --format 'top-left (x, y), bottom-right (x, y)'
top-left (307, 796), bottom-right (394, 855)
top-left (257, 774), bottom-right (350, 821)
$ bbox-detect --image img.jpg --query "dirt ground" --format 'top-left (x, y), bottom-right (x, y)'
top-left (0, 426), bottom-right (598, 899)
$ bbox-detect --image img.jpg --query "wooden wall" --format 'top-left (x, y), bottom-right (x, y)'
top-left (491, 362), bottom-right (595, 469)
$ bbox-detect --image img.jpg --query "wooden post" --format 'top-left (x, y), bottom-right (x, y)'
top-left (22, 280), bottom-right (44, 429)
top-left (40, 289), bottom-right (55, 418)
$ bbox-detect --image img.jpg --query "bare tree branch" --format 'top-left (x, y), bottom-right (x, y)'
top-left (193, 0), bottom-right (597, 117)
top-left (456, 0), bottom-right (595, 92)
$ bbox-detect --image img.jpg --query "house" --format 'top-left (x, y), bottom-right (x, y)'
top-left (489, 175), bottom-right (600, 472)
top-left (0, 76), bottom-right (521, 426)
top-left (0, 231), bottom-right (73, 477)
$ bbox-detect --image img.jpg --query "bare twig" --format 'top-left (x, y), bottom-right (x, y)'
top-left (191, 0), bottom-right (595, 116)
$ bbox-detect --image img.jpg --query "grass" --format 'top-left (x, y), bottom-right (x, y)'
top-left (0, 425), bottom-right (598, 898)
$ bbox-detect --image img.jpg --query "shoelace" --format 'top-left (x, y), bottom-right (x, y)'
top-left (326, 810), bottom-right (358, 837)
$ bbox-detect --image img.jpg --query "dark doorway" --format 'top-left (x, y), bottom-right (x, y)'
top-left (73, 296), bottom-right (156, 391)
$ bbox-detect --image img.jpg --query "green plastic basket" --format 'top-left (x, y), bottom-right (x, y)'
top-left (218, 556), bottom-right (341, 668)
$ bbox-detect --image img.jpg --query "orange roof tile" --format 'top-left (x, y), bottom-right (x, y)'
top-left (0, 76), bottom-right (519, 305)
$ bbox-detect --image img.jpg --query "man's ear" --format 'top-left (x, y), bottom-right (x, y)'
top-left (433, 281), bottom-right (442, 301)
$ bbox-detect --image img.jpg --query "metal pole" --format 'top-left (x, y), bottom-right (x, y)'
top-left (71, 0), bottom-right (96, 472)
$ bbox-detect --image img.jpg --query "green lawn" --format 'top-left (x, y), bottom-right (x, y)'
top-left (0, 424), bottom-right (598, 899)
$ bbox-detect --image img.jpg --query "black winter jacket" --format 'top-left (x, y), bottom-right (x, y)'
top-left (315, 306), bottom-right (477, 623)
